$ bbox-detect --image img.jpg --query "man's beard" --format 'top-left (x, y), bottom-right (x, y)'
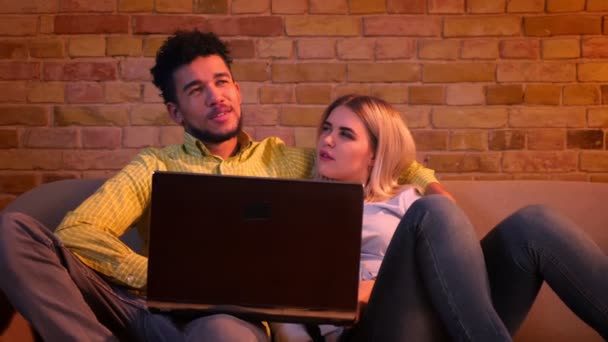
top-left (184, 115), bottom-right (243, 144)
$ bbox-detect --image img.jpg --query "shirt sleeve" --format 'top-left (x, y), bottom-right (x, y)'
top-left (398, 161), bottom-right (438, 194)
top-left (55, 149), bottom-right (164, 289)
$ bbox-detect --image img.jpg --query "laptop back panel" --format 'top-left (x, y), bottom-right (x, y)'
top-left (146, 172), bottom-right (363, 324)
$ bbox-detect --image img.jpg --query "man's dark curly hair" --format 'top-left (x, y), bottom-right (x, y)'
top-left (150, 30), bottom-right (233, 104)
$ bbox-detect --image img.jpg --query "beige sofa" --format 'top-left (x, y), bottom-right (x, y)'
top-left (1, 179), bottom-right (607, 341)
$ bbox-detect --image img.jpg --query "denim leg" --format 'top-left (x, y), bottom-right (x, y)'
top-left (349, 196), bottom-right (511, 342)
top-left (0, 212), bottom-right (149, 341)
top-left (481, 205), bottom-right (608, 339)
top-left (183, 314), bottom-right (269, 342)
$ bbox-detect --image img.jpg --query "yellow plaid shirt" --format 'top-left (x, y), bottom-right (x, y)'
top-left (55, 132), bottom-right (437, 290)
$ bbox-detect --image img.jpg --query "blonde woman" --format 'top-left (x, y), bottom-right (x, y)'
top-left (273, 95), bottom-right (607, 341)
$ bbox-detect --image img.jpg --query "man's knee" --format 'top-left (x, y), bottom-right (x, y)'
top-left (187, 314), bottom-right (268, 342)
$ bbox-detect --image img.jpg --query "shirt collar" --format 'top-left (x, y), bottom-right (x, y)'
top-left (183, 131), bottom-right (253, 159)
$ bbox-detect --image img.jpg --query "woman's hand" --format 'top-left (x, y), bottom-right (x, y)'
top-left (356, 280), bottom-right (375, 321)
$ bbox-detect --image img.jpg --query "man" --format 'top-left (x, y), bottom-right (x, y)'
top-left (0, 30), bottom-right (448, 341)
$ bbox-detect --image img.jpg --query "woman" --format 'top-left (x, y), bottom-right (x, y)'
top-left (272, 95), bottom-right (607, 341)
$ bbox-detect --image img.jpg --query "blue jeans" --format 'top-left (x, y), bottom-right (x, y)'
top-left (347, 196), bottom-right (607, 342)
top-left (0, 212), bottom-right (268, 342)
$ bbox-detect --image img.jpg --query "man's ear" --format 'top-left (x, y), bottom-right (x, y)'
top-left (166, 102), bottom-right (183, 125)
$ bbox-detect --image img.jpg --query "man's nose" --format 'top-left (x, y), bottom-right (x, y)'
top-left (205, 86), bottom-right (222, 106)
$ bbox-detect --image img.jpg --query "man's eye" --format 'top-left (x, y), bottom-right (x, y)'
top-left (189, 87), bottom-right (202, 95)
top-left (217, 79), bottom-right (228, 86)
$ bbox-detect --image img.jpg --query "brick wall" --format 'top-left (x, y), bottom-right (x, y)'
top-left (1, 0), bottom-right (608, 208)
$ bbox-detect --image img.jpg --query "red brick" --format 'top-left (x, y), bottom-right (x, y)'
top-left (563, 85), bottom-right (600, 105)
top-left (68, 36), bottom-right (106, 57)
top-left (0, 82), bottom-right (27, 102)
top-left (22, 127), bottom-right (78, 148)
top-left (0, 150), bottom-right (62, 170)
top-left (418, 40), bottom-right (460, 60)
top-left (258, 39), bottom-right (293, 59)
top-left (232, 0), bottom-right (269, 13)
top-left (0, 40), bottom-right (28, 59)
top-left (503, 151), bottom-right (577, 172)
top-left (105, 82), bottom-right (141, 103)
top-left (489, 130), bottom-right (525, 150)
top-left (0, 62), bottom-right (39, 80)
top-left (272, 63), bottom-right (346, 82)
top-left (254, 127), bottom-right (295, 146)
top-left (81, 127), bottom-right (121, 149)
top-left (242, 105), bottom-right (279, 126)
top-left (334, 84), bottom-right (370, 98)
top-left (133, 15), bottom-right (207, 34)
top-left (62, 150), bottom-right (138, 170)
top-left (370, 84), bottom-right (408, 104)
top-left (364, 16), bottom-right (441, 37)
top-left (296, 85), bottom-right (332, 104)
top-left (59, 0), bottom-right (115, 12)
top-left (588, 0), bottom-right (608, 11)
top-left (207, 17), bottom-right (283, 37)
top-left (461, 39), bottom-right (499, 59)
top-left (449, 130), bottom-right (488, 151)
top-left (547, 0), bottom-right (585, 12)
top-left (66, 83), bottom-right (104, 104)
top-left (411, 130), bottom-right (449, 150)
top-left (527, 129), bottom-right (566, 150)
top-left (524, 16), bottom-right (602, 36)
top-left (0, 0), bottom-right (57, 12)
top-left (0, 195), bottom-right (14, 210)
top-left (233, 62), bottom-right (269, 82)
top-left (41, 173), bottom-right (80, 183)
top-left (0, 129), bottom-right (18, 148)
top-left (423, 63), bottom-right (495, 82)
top-left (349, 0), bottom-right (385, 13)
top-left (286, 16), bottom-right (359, 36)
top-left (588, 108), bottom-right (608, 127)
top-left (525, 84), bottom-right (561, 105)
top-left (0, 16), bottom-right (37, 36)
top-left (294, 127), bottom-right (316, 148)
top-left (130, 104), bottom-right (174, 126)
top-left (272, 0), bottom-right (307, 14)
top-left (227, 39), bottom-right (256, 59)
top-left (143, 36), bottom-right (167, 57)
top-left (497, 62), bottom-right (575, 82)
top-left (156, 0), bottom-right (192, 12)
top-left (425, 153), bottom-right (501, 172)
top-left (237, 81), bottom-right (260, 104)
top-left (193, 0), bottom-right (228, 13)
top-left (297, 39), bottom-right (336, 59)
top-left (582, 37), bottom-right (608, 58)
top-left (54, 105), bottom-right (130, 126)
top-left (349, 63), bottom-right (420, 82)
top-left (486, 85), bottom-right (524, 104)
top-left (581, 152), bottom-right (608, 171)
top-left (120, 58), bottom-right (154, 81)
top-left (397, 106), bottom-right (429, 128)
top-left (467, 0), bottom-right (505, 13)
top-left (119, 0), bottom-right (154, 12)
top-left (433, 107), bottom-right (508, 128)
top-left (567, 130), bottom-right (603, 149)
top-left (29, 38), bottom-right (65, 58)
top-left (500, 39), bottom-right (539, 59)
top-left (123, 126), bottom-right (160, 148)
top-left (429, 0), bottom-right (464, 13)
top-left (260, 85), bottom-right (295, 104)
top-left (54, 15), bottom-right (129, 34)
top-left (28, 82), bottom-right (65, 103)
top-left (337, 39), bottom-right (374, 60)
top-left (578, 63), bottom-right (608, 82)
top-left (409, 86), bottom-right (445, 105)
top-left (0, 105), bottom-right (47, 125)
top-left (143, 83), bottom-right (164, 103)
top-left (543, 38), bottom-right (580, 59)
top-left (279, 106), bottom-right (323, 126)
top-left (376, 38), bottom-right (416, 59)
top-left (0, 174), bottom-right (38, 194)
top-left (387, 0), bottom-right (425, 13)
top-left (310, 0), bottom-right (347, 13)
top-left (44, 62), bottom-right (117, 81)
top-left (160, 126), bottom-right (184, 146)
top-left (446, 84), bottom-right (484, 105)
top-left (444, 16), bottom-right (520, 37)
top-left (591, 174), bottom-right (608, 182)
top-left (602, 86), bottom-right (608, 105)
top-left (107, 36), bottom-right (143, 57)
top-left (509, 107), bottom-right (585, 127)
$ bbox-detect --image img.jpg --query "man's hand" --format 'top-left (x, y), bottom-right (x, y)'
top-left (425, 182), bottom-right (456, 202)
top-left (356, 280), bottom-right (375, 321)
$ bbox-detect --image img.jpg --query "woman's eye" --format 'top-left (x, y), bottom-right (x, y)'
top-left (341, 131), bottom-right (355, 140)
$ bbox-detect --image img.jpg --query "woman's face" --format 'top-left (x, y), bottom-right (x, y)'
top-left (316, 105), bottom-right (375, 184)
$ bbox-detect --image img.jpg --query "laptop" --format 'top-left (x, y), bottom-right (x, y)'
top-left (146, 171), bottom-right (364, 325)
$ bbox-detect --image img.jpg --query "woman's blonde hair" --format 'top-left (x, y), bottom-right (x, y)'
top-left (315, 94), bottom-right (417, 202)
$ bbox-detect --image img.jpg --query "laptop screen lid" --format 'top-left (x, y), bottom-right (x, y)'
top-left (146, 171), bottom-right (364, 324)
